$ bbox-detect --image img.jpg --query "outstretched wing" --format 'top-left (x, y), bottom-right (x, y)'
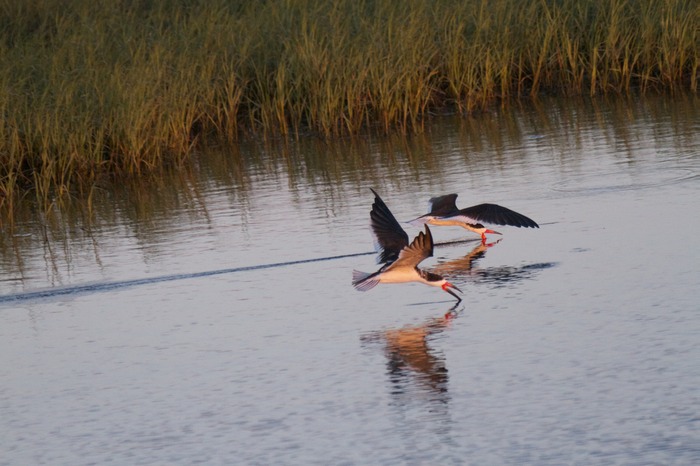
top-left (455, 203), bottom-right (539, 228)
top-left (386, 225), bottom-right (434, 270)
top-left (369, 188), bottom-right (409, 263)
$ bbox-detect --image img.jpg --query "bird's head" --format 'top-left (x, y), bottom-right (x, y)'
top-left (441, 281), bottom-right (462, 302)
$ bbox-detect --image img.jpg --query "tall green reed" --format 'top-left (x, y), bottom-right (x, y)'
top-left (0, 0), bottom-right (697, 218)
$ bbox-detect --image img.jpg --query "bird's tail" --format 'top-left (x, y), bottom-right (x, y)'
top-left (352, 270), bottom-right (380, 291)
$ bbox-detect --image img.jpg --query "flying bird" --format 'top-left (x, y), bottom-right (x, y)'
top-left (409, 193), bottom-right (539, 241)
top-left (352, 189), bottom-right (462, 302)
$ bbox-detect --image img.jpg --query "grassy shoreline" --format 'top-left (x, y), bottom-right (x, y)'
top-left (0, 0), bottom-right (698, 210)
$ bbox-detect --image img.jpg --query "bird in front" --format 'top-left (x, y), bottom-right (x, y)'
top-left (352, 189), bottom-right (462, 302)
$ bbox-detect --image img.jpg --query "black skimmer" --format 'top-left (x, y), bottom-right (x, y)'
top-left (409, 193), bottom-right (539, 241)
top-left (352, 189), bottom-right (462, 302)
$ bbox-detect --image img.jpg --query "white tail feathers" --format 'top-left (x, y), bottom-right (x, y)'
top-left (352, 270), bottom-right (380, 291)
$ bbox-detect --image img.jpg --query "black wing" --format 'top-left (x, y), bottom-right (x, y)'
top-left (369, 188), bottom-right (409, 263)
top-left (458, 203), bottom-right (539, 228)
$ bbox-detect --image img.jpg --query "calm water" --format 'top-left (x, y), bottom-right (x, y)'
top-left (1, 95), bottom-right (699, 465)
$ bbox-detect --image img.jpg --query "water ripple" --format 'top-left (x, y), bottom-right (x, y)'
top-left (551, 168), bottom-right (697, 194)
top-left (0, 251), bottom-right (373, 305)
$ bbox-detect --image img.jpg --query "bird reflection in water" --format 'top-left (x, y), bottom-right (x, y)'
top-left (361, 306), bottom-right (463, 444)
top-left (431, 238), bottom-right (499, 280)
top-left (382, 312), bottom-right (455, 400)
top-left (361, 307), bottom-right (461, 422)
top-left (431, 238), bottom-right (556, 287)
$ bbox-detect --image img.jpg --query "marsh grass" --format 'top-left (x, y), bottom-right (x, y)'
top-left (0, 0), bottom-right (697, 216)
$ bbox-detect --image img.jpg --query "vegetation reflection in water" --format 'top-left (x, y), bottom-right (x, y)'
top-left (0, 94), bottom-right (697, 289)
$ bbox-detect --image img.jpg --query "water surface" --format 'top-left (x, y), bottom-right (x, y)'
top-left (1, 94), bottom-right (699, 465)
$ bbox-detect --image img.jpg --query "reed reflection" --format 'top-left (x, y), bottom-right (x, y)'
top-left (1, 94), bottom-right (695, 293)
top-left (0, 148), bottom-right (254, 290)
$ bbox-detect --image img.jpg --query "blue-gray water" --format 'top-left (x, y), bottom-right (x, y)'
top-left (1, 95), bottom-right (699, 465)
